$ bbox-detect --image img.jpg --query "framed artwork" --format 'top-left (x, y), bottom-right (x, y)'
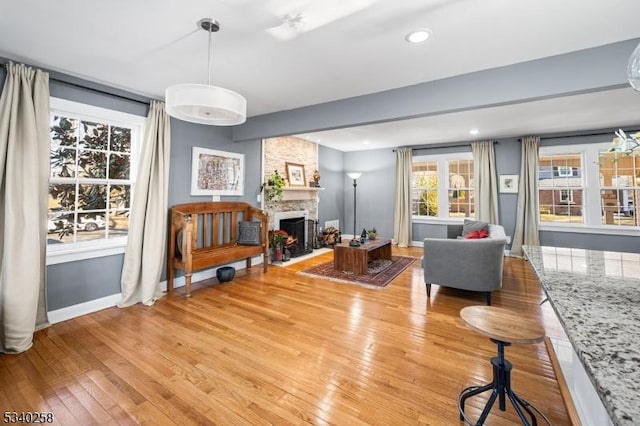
top-left (286, 162), bottom-right (306, 187)
top-left (499, 174), bottom-right (519, 193)
top-left (191, 147), bottom-right (244, 196)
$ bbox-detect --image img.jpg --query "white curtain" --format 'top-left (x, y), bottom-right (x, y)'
top-left (472, 141), bottom-right (499, 224)
top-left (119, 101), bottom-right (171, 307)
top-left (511, 136), bottom-right (540, 257)
top-left (0, 63), bottom-right (50, 353)
top-left (393, 147), bottom-right (412, 247)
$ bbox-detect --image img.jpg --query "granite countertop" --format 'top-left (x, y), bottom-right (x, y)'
top-left (523, 245), bottom-right (640, 426)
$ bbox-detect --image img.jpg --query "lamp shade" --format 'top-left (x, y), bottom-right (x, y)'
top-left (165, 83), bottom-right (247, 126)
top-left (628, 41), bottom-right (640, 91)
top-left (347, 172), bottom-right (362, 180)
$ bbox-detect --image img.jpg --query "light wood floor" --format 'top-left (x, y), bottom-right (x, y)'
top-left (0, 247), bottom-right (570, 425)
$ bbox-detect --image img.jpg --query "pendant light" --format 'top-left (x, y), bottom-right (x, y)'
top-left (165, 18), bottom-right (247, 126)
top-left (628, 41), bottom-right (640, 91)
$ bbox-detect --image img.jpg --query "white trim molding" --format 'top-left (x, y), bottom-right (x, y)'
top-left (48, 255), bottom-right (265, 323)
top-left (48, 293), bottom-right (123, 324)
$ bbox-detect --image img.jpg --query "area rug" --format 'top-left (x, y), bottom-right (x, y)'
top-left (298, 255), bottom-right (416, 288)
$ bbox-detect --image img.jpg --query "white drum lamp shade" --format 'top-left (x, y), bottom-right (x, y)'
top-left (165, 18), bottom-right (247, 126)
top-left (628, 41), bottom-right (640, 91)
top-left (165, 83), bottom-right (246, 126)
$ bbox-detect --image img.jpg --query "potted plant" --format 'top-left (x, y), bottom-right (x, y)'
top-left (268, 229), bottom-right (289, 262)
top-left (367, 227), bottom-right (377, 240)
top-left (261, 170), bottom-right (286, 201)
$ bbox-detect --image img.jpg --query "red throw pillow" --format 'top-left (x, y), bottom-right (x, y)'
top-left (465, 229), bottom-right (489, 239)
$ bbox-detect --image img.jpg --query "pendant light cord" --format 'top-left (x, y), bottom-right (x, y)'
top-left (207, 24), bottom-right (212, 86)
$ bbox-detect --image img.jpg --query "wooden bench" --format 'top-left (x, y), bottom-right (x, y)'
top-left (167, 202), bottom-right (269, 297)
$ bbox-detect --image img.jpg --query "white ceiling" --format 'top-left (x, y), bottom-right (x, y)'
top-left (1, 0), bottom-right (640, 151)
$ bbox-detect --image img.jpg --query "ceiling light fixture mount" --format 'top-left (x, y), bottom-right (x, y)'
top-left (405, 29), bottom-right (432, 44)
top-left (165, 18), bottom-right (247, 126)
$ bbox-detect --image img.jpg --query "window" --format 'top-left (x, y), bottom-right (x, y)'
top-left (539, 144), bottom-right (640, 231)
top-left (412, 159), bottom-right (438, 217)
top-left (47, 98), bottom-right (144, 264)
top-left (598, 150), bottom-right (640, 227)
top-left (412, 153), bottom-right (474, 220)
top-left (538, 153), bottom-right (583, 223)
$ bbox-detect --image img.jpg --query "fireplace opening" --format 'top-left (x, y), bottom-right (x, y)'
top-left (279, 217), bottom-right (314, 258)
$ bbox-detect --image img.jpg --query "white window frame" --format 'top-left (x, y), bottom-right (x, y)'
top-left (47, 98), bottom-right (145, 265)
top-left (412, 152), bottom-right (473, 223)
top-left (539, 143), bottom-right (640, 236)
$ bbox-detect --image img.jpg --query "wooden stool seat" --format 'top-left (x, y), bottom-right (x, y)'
top-left (458, 306), bottom-right (549, 426)
top-left (460, 306), bottom-right (545, 345)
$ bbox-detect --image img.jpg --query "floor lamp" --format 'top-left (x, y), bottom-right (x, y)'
top-left (347, 172), bottom-right (362, 247)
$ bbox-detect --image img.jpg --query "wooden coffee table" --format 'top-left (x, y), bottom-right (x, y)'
top-left (333, 238), bottom-right (392, 274)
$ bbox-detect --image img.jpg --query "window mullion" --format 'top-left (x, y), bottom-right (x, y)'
top-left (584, 147), bottom-right (600, 226)
top-left (439, 160), bottom-right (450, 218)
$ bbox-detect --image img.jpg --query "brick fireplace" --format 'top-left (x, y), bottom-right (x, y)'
top-left (263, 136), bottom-right (319, 231)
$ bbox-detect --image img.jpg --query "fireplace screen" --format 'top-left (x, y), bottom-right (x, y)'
top-left (279, 217), bottom-right (315, 258)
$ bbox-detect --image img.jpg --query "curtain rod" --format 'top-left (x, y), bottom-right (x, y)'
top-left (392, 130), bottom-right (631, 151)
top-left (534, 130), bottom-right (635, 141)
top-left (0, 60), bottom-right (152, 106)
top-left (393, 140), bottom-right (497, 152)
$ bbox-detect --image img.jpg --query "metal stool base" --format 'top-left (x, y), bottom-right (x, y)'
top-left (458, 339), bottom-right (541, 426)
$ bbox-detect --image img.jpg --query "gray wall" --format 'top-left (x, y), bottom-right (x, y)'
top-left (317, 145), bottom-right (345, 229)
top-left (167, 121), bottom-right (262, 207)
top-left (343, 148), bottom-right (396, 239)
top-left (495, 138), bottom-right (522, 241)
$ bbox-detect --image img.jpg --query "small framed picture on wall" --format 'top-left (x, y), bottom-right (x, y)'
top-left (499, 175), bottom-right (519, 193)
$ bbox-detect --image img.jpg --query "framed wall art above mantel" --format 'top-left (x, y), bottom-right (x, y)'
top-left (191, 147), bottom-right (245, 196)
top-left (286, 162), bottom-right (306, 187)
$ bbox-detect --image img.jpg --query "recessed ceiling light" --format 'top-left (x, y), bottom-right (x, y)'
top-left (469, 129), bottom-right (479, 135)
top-left (363, 140), bottom-right (370, 145)
top-left (405, 29), bottom-right (432, 44)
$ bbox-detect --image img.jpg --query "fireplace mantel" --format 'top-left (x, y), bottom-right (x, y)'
top-left (266, 186), bottom-right (324, 201)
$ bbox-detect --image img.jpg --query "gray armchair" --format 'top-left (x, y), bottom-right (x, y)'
top-left (423, 224), bottom-right (507, 305)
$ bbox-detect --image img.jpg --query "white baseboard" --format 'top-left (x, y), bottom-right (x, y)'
top-left (159, 255), bottom-right (263, 291)
top-left (47, 255), bottom-right (265, 324)
top-left (47, 293), bottom-right (123, 324)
